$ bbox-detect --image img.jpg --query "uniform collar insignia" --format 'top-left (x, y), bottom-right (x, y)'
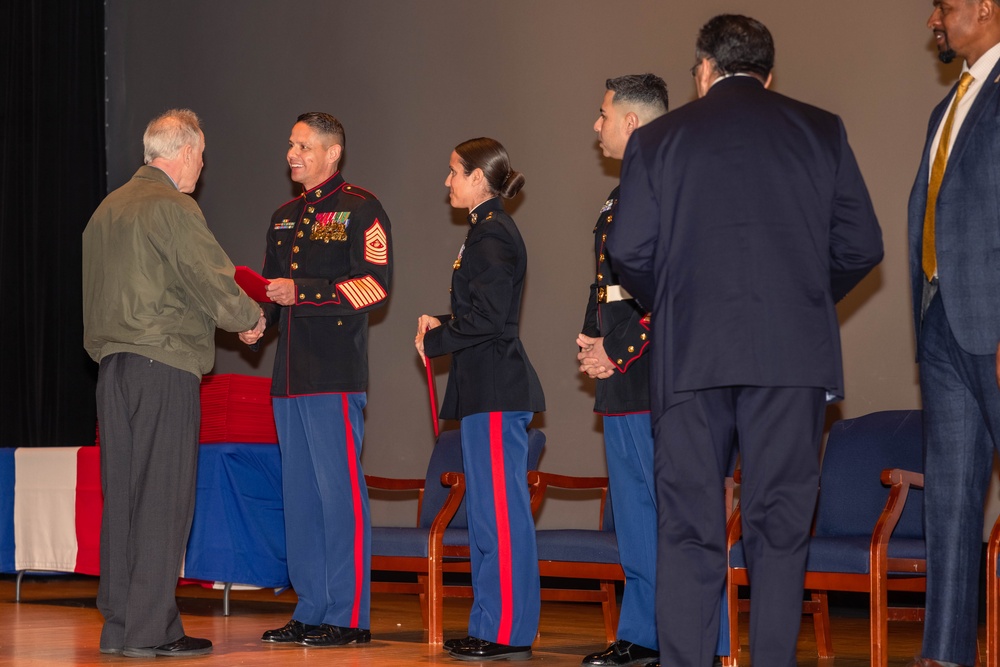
top-left (468, 196), bottom-right (504, 226)
top-left (302, 172), bottom-right (345, 202)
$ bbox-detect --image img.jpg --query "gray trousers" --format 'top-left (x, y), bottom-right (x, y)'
top-left (95, 353), bottom-right (200, 650)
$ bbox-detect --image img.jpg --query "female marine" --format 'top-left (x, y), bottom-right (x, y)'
top-left (416, 137), bottom-right (545, 661)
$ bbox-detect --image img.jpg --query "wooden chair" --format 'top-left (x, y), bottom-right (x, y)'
top-left (525, 460), bottom-right (741, 647)
top-left (724, 409), bottom-right (926, 667)
top-left (984, 505), bottom-right (1000, 667)
top-left (527, 470), bottom-right (624, 643)
top-left (367, 428), bottom-right (545, 644)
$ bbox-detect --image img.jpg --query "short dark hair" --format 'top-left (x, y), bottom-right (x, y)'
top-left (296, 111), bottom-right (346, 149)
top-left (695, 14), bottom-right (774, 79)
top-left (606, 74), bottom-right (669, 114)
top-left (454, 137), bottom-right (525, 199)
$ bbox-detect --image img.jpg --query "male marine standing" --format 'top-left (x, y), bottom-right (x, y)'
top-left (248, 112), bottom-right (392, 648)
top-left (908, 2), bottom-right (1000, 665)
top-left (577, 73), bottom-right (668, 667)
top-left (83, 108), bottom-right (263, 658)
top-left (608, 15), bottom-right (883, 667)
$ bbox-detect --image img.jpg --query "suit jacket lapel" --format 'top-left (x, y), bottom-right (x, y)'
top-left (944, 58), bottom-right (1000, 173)
top-left (918, 96), bottom-right (950, 186)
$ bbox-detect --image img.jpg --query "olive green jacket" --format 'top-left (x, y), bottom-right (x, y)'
top-left (83, 166), bottom-right (259, 378)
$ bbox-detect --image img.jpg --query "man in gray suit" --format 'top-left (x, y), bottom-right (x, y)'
top-left (83, 109), bottom-right (264, 658)
top-left (908, 2), bottom-right (1000, 666)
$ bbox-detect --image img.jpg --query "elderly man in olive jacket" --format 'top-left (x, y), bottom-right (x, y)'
top-left (82, 108), bottom-right (263, 659)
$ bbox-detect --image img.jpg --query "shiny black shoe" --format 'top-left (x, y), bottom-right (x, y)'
top-left (297, 623), bottom-right (372, 647)
top-left (122, 635), bottom-right (213, 658)
top-left (444, 635), bottom-right (478, 652)
top-left (582, 640), bottom-right (658, 666)
top-left (450, 637), bottom-right (532, 661)
top-left (262, 619), bottom-right (318, 644)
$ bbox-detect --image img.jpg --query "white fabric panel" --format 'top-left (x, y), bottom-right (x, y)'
top-left (14, 447), bottom-right (80, 571)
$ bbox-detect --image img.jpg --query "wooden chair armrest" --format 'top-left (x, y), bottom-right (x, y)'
top-left (364, 475), bottom-right (425, 491)
top-left (870, 467), bottom-right (923, 566)
top-left (530, 471), bottom-right (610, 490)
top-left (880, 468), bottom-right (924, 489)
top-left (987, 509), bottom-right (1000, 590)
top-left (527, 470), bottom-right (611, 527)
top-left (427, 472), bottom-right (466, 552)
top-left (726, 504), bottom-right (743, 550)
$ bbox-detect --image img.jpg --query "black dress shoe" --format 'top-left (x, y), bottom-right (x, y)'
top-left (297, 624), bottom-right (372, 647)
top-left (450, 637), bottom-right (532, 661)
top-left (122, 635), bottom-right (212, 658)
top-left (262, 619), bottom-right (318, 644)
top-left (98, 647), bottom-right (122, 655)
top-left (582, 640), bottom-right (657, 666)
top-left (444, 635), bottom-right (477, 652)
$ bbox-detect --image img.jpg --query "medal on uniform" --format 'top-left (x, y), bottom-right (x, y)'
top-left (453, 243), bottom-right (465, 270)
top-left (311, 211), bottom-right (350, 242)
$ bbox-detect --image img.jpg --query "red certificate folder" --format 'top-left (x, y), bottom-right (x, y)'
top-left (234, 266), bottom-right (270, 302)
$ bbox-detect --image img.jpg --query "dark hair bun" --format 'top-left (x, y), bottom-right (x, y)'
top-left (500, 170), bottom-right (525, 199)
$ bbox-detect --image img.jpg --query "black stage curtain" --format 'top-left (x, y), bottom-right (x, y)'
top-left (0, 0), bottom-right (105, 446)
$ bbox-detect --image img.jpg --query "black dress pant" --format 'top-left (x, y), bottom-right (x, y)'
top-left (654, 386), bottom-right (825, 667)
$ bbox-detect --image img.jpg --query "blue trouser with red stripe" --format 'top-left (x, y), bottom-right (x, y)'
top-left (604, 413), bottom-right (659, 650)
top-left (274, 393), bottom-right (371, 629)
top-left (460, 411), bottom-right (540, 647)
top-left (605, 413), bottom-right (729, 656)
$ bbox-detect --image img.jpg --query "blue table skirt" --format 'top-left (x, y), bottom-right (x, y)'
top-left (185, 443), bottom-right (288, 588)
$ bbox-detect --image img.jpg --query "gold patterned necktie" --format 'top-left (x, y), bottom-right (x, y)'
top-left (922, 71), bottom-right (975, 280)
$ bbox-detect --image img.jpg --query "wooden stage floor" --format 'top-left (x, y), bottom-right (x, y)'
top-left (0, 575), bottom-right (981, 666)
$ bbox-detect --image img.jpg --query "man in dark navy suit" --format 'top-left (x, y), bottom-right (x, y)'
top-left (607, 14), bottom-right (883, 667)
top-left (908, 2), bottom-right (1000, 666)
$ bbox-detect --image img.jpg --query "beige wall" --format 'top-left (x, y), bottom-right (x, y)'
top-left (106, 1), bottom-right (957, 527)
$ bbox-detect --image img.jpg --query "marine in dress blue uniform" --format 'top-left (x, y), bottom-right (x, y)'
top-left (581, 186), bottom-right (660, 660)
top-left (422, 197), bottom-right (545, 656)
top-left (260, 167), bottom-right (392, 646)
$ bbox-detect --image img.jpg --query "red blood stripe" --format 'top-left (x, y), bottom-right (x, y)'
top-left (342, 394), bottom-right (364, 628)
top-left (489, 412), bottom-right (514, 643)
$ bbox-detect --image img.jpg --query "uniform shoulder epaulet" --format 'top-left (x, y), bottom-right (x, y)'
top-left (343, 183), bottom-right (377, 200)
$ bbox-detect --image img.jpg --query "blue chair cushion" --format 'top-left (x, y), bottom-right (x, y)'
top-left (372, 526), bottom-right (470, 558)
top-left (729, 536), bottom-right (926, 574)
top-left (535, 529), bottom-right (620, 564)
